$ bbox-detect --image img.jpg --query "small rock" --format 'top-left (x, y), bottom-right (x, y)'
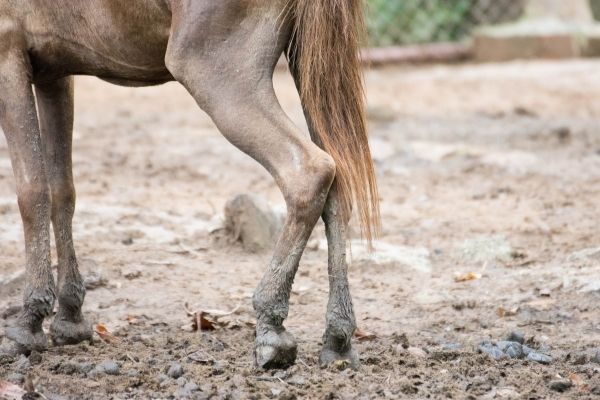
top-left (550, 379), bottom-right (572, 392)
top-left (176, 377), bottom-right (187, 387)
top-left (167, 362), bottom-right (184, 379)
top-left (99, 360), bottom-right (120, 375)
top-left (14, 355), bottom-right (31, 373)
top-left (506, 331), bottom-right (525, 344)
top-left (211, 360), bottom-right (227, 376)
top-left (127, 369), bottom-right (139, 377)
top-left (288, 375), bottom-right (307, 388)
top-left (441, 342), bottom-right (462, 351)
top-left (478, 343), bottom-right (507, 360)
top-left (6, 372), bottom-right (25, 384)
top-left (156, 373), bottom-right (169, 383)
top-left (407, 347), bottom-right (427, 358)
top-left (527, 352), bottom-right (552, 364)
top-left (224, 194), bottom-right (284, 252)
top-left (78, 362), bottom-right (94, 374)
top-left (496, 341), bottom-right (523, 359)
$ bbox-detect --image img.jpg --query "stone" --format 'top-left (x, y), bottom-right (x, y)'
top-left (549, 379), bottom-right (572, 392)
top-left (98, 360), bottom-right (120, 375)
top-left (527, 352), bottom-right (552, 364)
top-left (478, 343), bottom-right (507, 360)
top-left (224, 194), bottom-right (284, 252)
top-left (496, 341), bottom-right (523, 359)
top-left (167, 362), bottom-right (184, 379)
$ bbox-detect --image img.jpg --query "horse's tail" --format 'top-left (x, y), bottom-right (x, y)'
top-left (287, 0), bottom-right (380, 245)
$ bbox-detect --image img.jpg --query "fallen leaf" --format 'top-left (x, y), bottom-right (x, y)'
top-left (354, 328), bottom-right (377, 342)
top-left (184, 303), bottom-right (241, 331)
top-left (0, 380), bottom-right (26, 400)
top-left (497, 306), bottom-right (519, 318)
top-left (569, 373), bottom-right (590, 391)
top-left (94, 323), bottom-right (119, 343)
top-left (454, 272), bottom-right (481, 283)
top-left (125, 314), bottom-right (140, 325)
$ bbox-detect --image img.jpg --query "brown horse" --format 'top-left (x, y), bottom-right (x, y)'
top-left (0, 0), bottom-right (379, 369)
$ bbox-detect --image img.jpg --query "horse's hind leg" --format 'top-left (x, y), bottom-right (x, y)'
top-left (0, 34), bottom-right (55, 353)
top-left (319, 187), bottom-right (359, 368)
top-left (35, 78), bottom-right (92, 346)
top-left (166, 1), bottom-right (334, 369)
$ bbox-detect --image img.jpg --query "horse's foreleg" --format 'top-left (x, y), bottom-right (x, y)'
top-left (319, 186), bottom-right (359, 368)
top-left (35, 78), bottom-right (92, 346)
top-left (0, 47), bottom-right (55, 354)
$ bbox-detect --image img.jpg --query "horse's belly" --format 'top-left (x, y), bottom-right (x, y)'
top-left (24, 0), bottom-right (173, 83)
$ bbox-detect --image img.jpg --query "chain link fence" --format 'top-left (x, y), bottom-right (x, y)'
top-left (367, 0), bottom-right (600, 47)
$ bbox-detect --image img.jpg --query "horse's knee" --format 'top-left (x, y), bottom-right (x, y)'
top-left (284, 151), bottom-right (336, 220)
top-left (17, 182), bottom-right (51, 225)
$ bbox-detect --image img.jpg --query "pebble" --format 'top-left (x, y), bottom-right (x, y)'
top-left (211, 360), bottom-right (227, 376)
top-left (167, 362), bottom-right (184, 379)
top-left (14, 355), bottom-right (31, 373)
top-left (496, 341), bottom-right (523, 359)
top-left (56, 361), bottom-right (80, 375)
top-left (506, 331), bottom-right (525, 345)
top-left (478, 343), bottom-right (507, 360)
top-left (78, 362), bottom-right (94, 374)
top-left (99, 360), bottom-right (120, 375)
top-left (127, 369), bottom-right (139, 377)
top-left (527, 352), bottom-right (552, 365)
top-left (176, 377), bottom-right (187, 387)
top-left (549, 379), bottom-right (572, 392)
top-left (157, 373), bottom-right (170, 383)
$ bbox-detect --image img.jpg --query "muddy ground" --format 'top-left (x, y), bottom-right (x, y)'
top-left (1, 60), bottom-right (600, 399)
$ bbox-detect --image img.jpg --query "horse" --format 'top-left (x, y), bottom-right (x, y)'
top-left (0, 0), bottom-right (379, 369)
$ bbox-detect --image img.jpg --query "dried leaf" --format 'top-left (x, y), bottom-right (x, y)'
top-left (354, 328), bottom-right (377, 342)
top-left (569, 373), bottom-right (589, 391)
top-left (454, 272), bottom-right (482, 283)
top-left (184, 303), bottom-right (241, 331)
top-left (126, 314), bottom-right (140, 325)
top-left (497, 306), bottom-right (519, 318)
top-left (94, 323), bottom-right (119, 343)
top-left (0, 380), bottom-right (26, 400)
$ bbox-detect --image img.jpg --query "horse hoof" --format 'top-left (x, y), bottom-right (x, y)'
top-left (319, 345), bottom-right (360, 370)
top-left (50, 316), bottom-right (93, 346)
top-left (5, 324), bottom-right (48, 355)
top-left (254, 328), bottom-right (297, 369)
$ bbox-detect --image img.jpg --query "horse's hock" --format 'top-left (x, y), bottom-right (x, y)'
top-left (474, 0), bottom-right (600, 61)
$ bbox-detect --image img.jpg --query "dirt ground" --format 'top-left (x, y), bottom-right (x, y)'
top-left (1, 60), bottom-right (600, 399)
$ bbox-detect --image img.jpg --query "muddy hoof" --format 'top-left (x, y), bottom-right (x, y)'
top-left (255, 329), bottom-right (297, 369)
top-left (5, 324), bottom-right (48, 355)
top-left (50, 316), bottom-right (93, 346)
top-left (320, 345), bottom-right (360, 370)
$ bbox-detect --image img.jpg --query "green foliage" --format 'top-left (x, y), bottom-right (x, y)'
top-left (367, 0), bottom-right (474, 47)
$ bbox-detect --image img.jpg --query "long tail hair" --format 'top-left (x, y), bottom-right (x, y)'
top-left (287, 0), bottom-right (380, 244)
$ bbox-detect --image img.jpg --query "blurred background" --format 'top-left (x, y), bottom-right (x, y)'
top-left (367, 0), bottom-right (600, 47)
